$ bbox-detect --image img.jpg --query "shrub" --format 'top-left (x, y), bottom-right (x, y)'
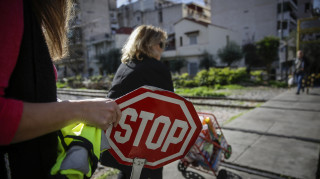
top-left (173, 73), bottom-right (198, 88)
top-left (173, 67), bottom-right (251, 88)
top-left (250, 70), bottom-right (265, 84)
top-left (268, 80), bottom-right (287, 88)
top-left (67, 75), bottom-right (85, 88)
top-left (56, 81), bottom-right (67, 88)
top-left (194, 70), bottom-right (212, 86)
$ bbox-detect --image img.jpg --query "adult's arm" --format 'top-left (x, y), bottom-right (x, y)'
top-left (12, 99), bottom-right (121, 143)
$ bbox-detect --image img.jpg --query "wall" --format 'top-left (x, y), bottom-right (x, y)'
top-left (211, 0), bottom-right (278, 43)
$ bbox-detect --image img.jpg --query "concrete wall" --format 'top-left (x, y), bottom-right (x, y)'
top-left (79, 0), bottom-right (111, 42)
top-left (211, 0), bottom-right (278, 43)
top-left (115, 34), bottom-right (130, 49)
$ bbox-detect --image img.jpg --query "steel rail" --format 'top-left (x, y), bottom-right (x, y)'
top-left (220, 161), bottom-right (298, 179)
top-left (57, 89), bottom-right (261, 109)
top-left (57, 89), bottom-right (267, 102)
top-left (222, 126), bottom-right (320, 144)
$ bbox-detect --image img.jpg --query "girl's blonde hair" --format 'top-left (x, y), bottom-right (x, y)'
top-left (121, 25), bottom-right (167, 63)
top-left (32, 0), bottom-right (72, 61)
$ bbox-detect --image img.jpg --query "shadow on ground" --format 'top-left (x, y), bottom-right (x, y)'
top-left (179, 169), bottom-right (242, 179)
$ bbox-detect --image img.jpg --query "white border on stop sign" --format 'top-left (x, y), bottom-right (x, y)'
top-left (106, 86), bottom-right (199, 167)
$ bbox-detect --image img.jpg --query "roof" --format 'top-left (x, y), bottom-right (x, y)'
top-left (174, 17), bottom-right (210, 27)
top-left (116, 27), bottom-right (134, 34)
top-left (174, 17), bottom-right (229, 30)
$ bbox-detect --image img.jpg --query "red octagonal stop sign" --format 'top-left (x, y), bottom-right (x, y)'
top-left (106, 86), bottom-right (202, 169)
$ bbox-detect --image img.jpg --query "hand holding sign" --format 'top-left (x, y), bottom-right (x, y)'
top-left (105, 86), bottom-right (202, 178)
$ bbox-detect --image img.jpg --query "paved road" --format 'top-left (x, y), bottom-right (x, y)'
top-left (163, 87), bottom-right (320, 179)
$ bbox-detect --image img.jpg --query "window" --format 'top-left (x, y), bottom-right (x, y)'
top-left (158, 11), bottom-right (163, 23)
top-left (277, 2), bottom-right (293, 13)
top-left (185, 31), bottom-right (199, 45)
top-left (277, 21), bottom-right (288, 30)
top-left (305, 3), bottom-right (310, 13)
top-left (167, 34), bottom-right (176, 50)
top-left (188, 62), bottom-right (198, 76)
top-left (180, 37), bottom-right (183, 46)
top-left (95, 42), bottom-right (105, 56)
top-left (189, 34), bottom-right (197, 45)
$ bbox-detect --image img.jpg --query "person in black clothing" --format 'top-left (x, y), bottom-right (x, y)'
top-left (101, 25), bottom-right (173, 179)
top-left (295, 50), bottom-right (309, 94)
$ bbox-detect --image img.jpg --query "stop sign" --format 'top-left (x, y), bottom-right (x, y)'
top-left (106, 86), bottom-right (202, 169)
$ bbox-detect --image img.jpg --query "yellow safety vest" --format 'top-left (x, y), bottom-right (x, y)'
top-left (51, 123), bottom-right (107, 179)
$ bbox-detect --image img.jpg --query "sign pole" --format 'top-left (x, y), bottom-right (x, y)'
top-left (130, 158), bottom-right (146, 179)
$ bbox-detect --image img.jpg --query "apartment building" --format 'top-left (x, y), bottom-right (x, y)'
top-left (56, 0), bottom-right (131, 77)
top-left (117, 0), bottom-right (211, 34)
top-left (210, 0), bottom-right (313, 79)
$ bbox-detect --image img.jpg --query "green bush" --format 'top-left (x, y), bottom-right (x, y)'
top-left (173, 73), bottom-right (198, 88)
top-left (250, 70), bottom-right (264, 84)
top-left (56, 81), bottom-right (67, 88)
top-left (56, 75), bottom-right (114, 89)
top-left (66, 75), bottom-right (85, 88)
top-left (89, 75), bottom-right (103, 82)
top-left (173, 67), bottom-right (251, 88)
top-left (268, 80), bottom-right (287, 88)
top-left (194, 70), bottom-right (212, 86)
top-left (200, 67), bottom-right (247, 86)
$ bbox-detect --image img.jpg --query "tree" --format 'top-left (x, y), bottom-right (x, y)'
top-left (199, 51), bottom-right (216, 70)
top-left (242, 43), bottom-right (262, 67)
top-left (217, 41), bottom-right (243, 67)
top-left (301, 43), bottom-right (320, 74)
top-left (256, 36), bottom-right (280, 80)
top-left (96, 48), bottom-right (121, 75)
top-left (169, 57), bottom-right (185, 74)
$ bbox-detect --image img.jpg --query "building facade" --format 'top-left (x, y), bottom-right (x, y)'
top-left (210, 0), bottom-right (313, 79)
top-left (56, 0), bottom-right (130, 77)
top-left (163, 18), bottom-right (241, 75)
top-left (116, 0), bottom-right (242, 75)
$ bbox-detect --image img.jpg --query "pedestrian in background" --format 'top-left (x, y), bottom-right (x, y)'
top-left (101, 25), bottom-right (173, 179)
top-left (0, 1), bottom-right (121, 178)
top-left (294, 50), bottom-right (309, 95)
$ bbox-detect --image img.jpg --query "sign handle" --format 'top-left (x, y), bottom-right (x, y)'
top-left (130, 158), bottom-right (146, 179)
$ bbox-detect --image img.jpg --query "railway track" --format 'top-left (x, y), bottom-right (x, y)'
top-left (57, 89), bottom-right (263, 109)
top-left (178, 158), bottom-right (299, 179)
top-left (219, 161), bottom-right (298, 179)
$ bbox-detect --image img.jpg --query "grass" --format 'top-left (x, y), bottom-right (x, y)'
top-left (223, 111), bottom-right (247, 125)
top-left (174, 85), bottom-right (249, 97)
top-left (217, 84), bottom-right (245, 90)
top-left (94, 168), bottom-right (120, 179)
top-left (175, 86), bottom-right (229, 97)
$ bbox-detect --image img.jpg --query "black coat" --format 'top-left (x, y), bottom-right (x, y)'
top-left (108, 55), bottom-right (174, 99)
top-left (101, 55), bottom-right (173, 179)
